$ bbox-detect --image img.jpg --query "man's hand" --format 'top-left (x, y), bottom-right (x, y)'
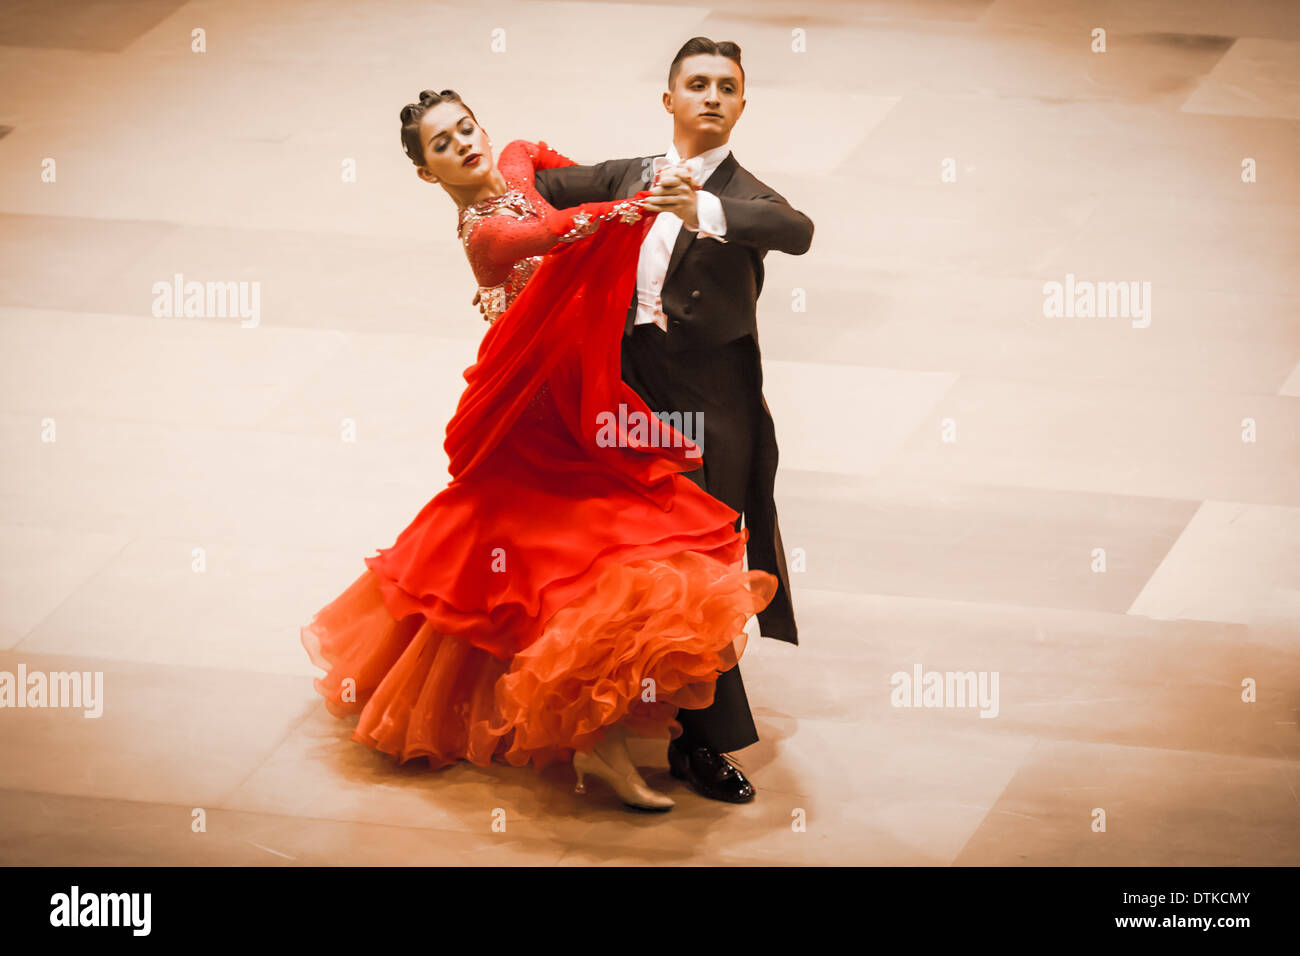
top-left (639, 166), bottom-right (699, 230)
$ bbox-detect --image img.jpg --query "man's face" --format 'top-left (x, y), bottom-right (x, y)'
top-left (665, 53), bottom-right (745, 138)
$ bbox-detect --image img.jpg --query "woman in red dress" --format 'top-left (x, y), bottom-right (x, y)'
top-left (299, 88), bottom-right (775, 811)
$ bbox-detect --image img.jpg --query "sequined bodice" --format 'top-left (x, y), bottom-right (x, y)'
top-left (456, 160), bottom-right (551, 325)
top-left (454, 141), bottom-right (648, 329)
top-left (471, 252), bottom-right (544, 325)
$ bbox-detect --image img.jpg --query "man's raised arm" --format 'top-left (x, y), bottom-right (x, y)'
top-left (534, 157), bottom-right (632, 208)
top-left (717, 190), bottom-right (813, 256)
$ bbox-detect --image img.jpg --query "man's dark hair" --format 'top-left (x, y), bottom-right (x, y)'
top-left (668, 37), bottom-right (744, 90)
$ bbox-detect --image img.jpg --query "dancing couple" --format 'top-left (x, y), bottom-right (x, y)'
top-left (300, 37), bottom-right (812, 811)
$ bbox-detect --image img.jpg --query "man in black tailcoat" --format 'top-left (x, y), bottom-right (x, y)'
top-left (534, 36), bottom-right (813, 803)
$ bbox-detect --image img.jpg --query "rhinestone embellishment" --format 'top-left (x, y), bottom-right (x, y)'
top-left (556, 200), bottom-right (644, 243)
top-left (458, 188), bottom-right (536, 248)
top-left (478, 254), bottom-right (544, 324)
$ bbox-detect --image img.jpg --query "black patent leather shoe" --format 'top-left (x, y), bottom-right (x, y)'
top-left (668, 741), bottom-right (756, 803)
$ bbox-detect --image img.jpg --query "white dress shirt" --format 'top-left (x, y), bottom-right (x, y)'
top-left (634, 141), bottom-right (730, 330)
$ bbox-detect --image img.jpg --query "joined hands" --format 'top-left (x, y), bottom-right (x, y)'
top-left (634, 164), bottom-right (700, 230)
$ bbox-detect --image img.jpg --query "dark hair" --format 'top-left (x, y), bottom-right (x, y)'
top-left (399, 89), bottom-right (476, 167)
top-left (668, 37), bottom-right (744, 89)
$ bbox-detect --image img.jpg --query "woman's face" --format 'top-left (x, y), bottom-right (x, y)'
top-left (416, 101), bottom-right (494, 186)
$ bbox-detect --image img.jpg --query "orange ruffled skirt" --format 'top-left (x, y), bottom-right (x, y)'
top-left (301, 550), bottom-right (775, 771)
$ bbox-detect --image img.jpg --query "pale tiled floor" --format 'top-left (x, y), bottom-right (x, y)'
top-left (1, 0), bottom-right (1297, 866)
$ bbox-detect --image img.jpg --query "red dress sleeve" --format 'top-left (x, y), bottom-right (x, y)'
top-left (531, 140), bottom-right (577, 170)
top-left (466, 140), bottom-right (648, 277)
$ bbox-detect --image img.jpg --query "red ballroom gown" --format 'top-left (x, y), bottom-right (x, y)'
top-left (299, 139), bottom-right (776, 770)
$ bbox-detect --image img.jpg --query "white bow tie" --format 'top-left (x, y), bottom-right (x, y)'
top-left (652, 154), bottom-right (704, 184)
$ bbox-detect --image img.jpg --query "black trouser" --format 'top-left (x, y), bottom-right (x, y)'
top-left (621, 324), bottom-right (762, 753)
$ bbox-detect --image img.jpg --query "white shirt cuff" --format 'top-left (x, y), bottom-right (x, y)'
top-left (688, 190), bottom-right (727, 241)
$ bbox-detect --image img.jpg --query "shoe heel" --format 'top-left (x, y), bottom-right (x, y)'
top-left (572, 748), bottom-right (672, 810)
